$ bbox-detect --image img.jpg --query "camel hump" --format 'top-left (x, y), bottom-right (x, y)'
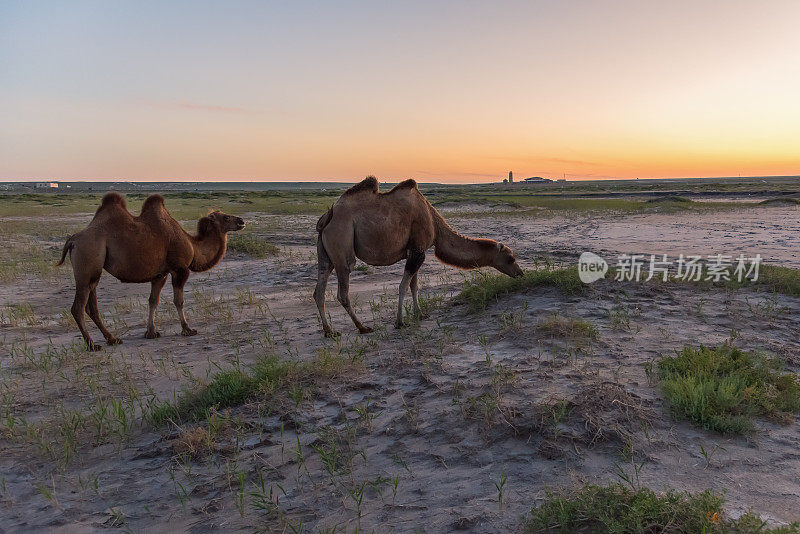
top-left (141, 194), bottom-right (166, 215)
top-left (389, 178), bottom-right (417, 193)
top-left (343, 176), bottom-right (379, 196)
top-left (99, 192), bottom-right (126, 210)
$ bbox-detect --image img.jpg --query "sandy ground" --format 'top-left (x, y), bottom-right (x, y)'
top-left (476, 204), bottom-right (800, 268)
top-left (1, 205), bottom-right (799, 532)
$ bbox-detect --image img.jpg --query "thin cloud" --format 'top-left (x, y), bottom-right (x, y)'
top-left (485, 155), bottom-right (602, 167)
top-left (414, 170), bottom-right (499, 178)
top-left (543, 157), bottom-right (602, 167)
top-left (148, 100), bottom-right (252, 114)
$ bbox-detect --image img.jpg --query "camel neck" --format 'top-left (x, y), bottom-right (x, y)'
top-left (190, 227), bottom-right (227, 272)
top-left (430, 206), bottom-right (496, 269)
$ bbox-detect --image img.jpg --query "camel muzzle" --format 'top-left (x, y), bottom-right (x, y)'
top-left (235, 218), bottom-right (246, 230)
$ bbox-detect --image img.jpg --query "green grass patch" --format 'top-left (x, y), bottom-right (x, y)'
top-left (524, 483), bottom-right (798, 533)
top-left (146, 347), bottom-right (363, 425)
top-left (758, 197), bottom-right (800, 206)
top-left (429, 190), bottom-right (741, 214)
top-left (657, 345), bottom-right (800, 434)
top-left (226, 234), bottom-right (280, 258)
top-left (0, 240), bottom-right (68, 282)
top-left (0, 191), bottom-right (340, 218)
top-left (460, 267), bottom-right (583, 312)
top-left (646, 195), bottom-right (692, 203)
top-left (0, 187), bottom-right (748, 220)
top-left (752, 265), bottom-right (800, 297)
top-left (147, 355), bottom-right (294, 425)
top-left (508, 196), bottom-right (696, 213)
top-left (147, 370), bottom-right (257, 425)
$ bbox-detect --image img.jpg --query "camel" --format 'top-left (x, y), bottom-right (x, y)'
top-left (314, 176), bottom-right (524, 337)
top-left (56, 192), bottom-right (245, 350)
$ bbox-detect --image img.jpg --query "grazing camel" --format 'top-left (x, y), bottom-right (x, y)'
top-left (314, 176), bottom-right (524, 337)
top-left (56, 192), bottom-right (245, 350)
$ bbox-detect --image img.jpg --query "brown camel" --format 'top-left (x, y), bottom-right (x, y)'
top-left (314, 176), bottom-right (524, 337)
top-left (56, 192), bottom-right (245, 350)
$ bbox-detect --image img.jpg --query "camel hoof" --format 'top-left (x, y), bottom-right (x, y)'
top-left (358, 326), bottom-right (373, 334)
top-left (86, 342), bottom-right (102, 352)
top-left (324, 329), bottom-right (341, 339)
top-left (144, 331), bottom-right (161, 339)
top-left (107, 337), bottom-right (123, 346)
top-left (181, 328), bottom-right (198, 337)
top-left (395, 321), bottom-right (406, 329)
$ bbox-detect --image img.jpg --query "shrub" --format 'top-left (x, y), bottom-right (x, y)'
top-left (524, 483), bottom-right (798, 533)
top-left (658, 345), bottom-right (800, 433)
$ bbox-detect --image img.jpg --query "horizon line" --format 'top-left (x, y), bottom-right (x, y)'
top-left (3, 174), bottom-right (800, 185)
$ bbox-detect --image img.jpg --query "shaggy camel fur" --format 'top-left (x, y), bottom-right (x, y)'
top-left (57, 192), bottom-right (244, 350)
top-left (314, 176), bottom-right (524, 337)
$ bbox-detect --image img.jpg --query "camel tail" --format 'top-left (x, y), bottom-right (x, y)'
top-left (55, 236), bottom-right (75, 266)
top-left (316, 206), bottom-right (334, 234)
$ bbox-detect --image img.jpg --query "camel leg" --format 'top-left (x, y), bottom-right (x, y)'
top-left (172, 269), bottom-right (197, 336)
top-left (145, 274), bottom-right (168, 339)
top-left (336, 268), bottom-right (372, 334)
top-left (85, 286), bottom-right (121, 345)
top-left (67, 239), bottom-right (105, 351)
top-left (396, 272), bottom-right (412, 328)
top-left (71, 284), bottom-right (100, 351)
top-left (410, 271), bottom-right (427, 319)
top-left (396, 251), bottom-right (425, 328)
top-left (314, 241), bottom-right (338, 338)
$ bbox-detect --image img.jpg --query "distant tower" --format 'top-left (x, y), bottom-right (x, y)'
top-left (508, 171), bottom-right (513, 184)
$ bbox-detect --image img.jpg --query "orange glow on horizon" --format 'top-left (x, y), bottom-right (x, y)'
top-left (2, 2), bottom-right (799, 183)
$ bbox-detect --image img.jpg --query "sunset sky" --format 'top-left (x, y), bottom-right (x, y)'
top-left (2, 1), bottom-right (799, 183)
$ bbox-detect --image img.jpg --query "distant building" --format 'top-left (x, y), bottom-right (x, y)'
top-left (34, 182), bottom-right (59, 189)
top-left (508, 171), bottom-right (513, 183)
top-left (523, 176), bottom-right (553, 183)
top-left (557, 178), bottom-right (566, 183)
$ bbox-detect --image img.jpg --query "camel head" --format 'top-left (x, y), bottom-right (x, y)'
top-left (491, 242), bottom-right (524, 278)
top-left (200, 210), bottom-right (246, 234)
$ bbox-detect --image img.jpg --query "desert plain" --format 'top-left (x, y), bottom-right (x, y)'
top-left (1, 178), bottom-right (800, 532)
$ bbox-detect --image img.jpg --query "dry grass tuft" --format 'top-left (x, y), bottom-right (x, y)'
top-left (573, 381), bottom-right (653, 446)
top-left (172, 426), bottom-right (212, 457)
top-left (495, 381), bottom-right (652, 451)
top-left (537, 314), bottom-right (598, 341)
